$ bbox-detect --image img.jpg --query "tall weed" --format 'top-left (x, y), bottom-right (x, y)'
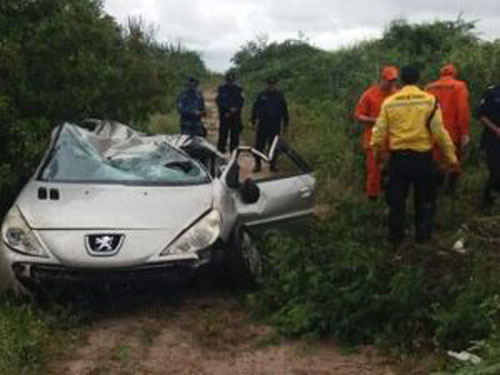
top-left (236, 19), bottom-right (500, 364)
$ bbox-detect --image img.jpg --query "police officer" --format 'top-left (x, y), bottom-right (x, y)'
top-left (372, 65), bottom-right (458, 245)
top-left (251, 76), bottom-right (289, 172)
top-left (216, 72), bottom-right (244, 153)
top-left (177, 77), bottom-right (206, 137)
top-left (477, 84), bottom-right (500, 206)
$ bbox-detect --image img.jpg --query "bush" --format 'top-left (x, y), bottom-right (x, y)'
top-left (234, 18), bottom-right (500, 364)
top-left (252, 204), bottom-right (500, 355)
top-left (0, 0), bottom-right (209, 215)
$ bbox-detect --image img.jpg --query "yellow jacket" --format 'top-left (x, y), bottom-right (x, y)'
top-left (371, 85), bottom-right (457, 165)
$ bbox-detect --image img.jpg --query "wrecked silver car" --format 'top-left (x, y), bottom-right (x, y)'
top-left (0, 121), bottom-right (315, 294)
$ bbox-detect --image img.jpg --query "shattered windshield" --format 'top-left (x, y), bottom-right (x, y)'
top-left (39, 123), bottom-right (210, 185)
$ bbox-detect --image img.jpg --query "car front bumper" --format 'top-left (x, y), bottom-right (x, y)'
top-left (0, 241), bottom-right (226, 294)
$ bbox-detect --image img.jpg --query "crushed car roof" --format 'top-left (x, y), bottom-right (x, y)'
top-left (38, 121), bottom-right (220, 185)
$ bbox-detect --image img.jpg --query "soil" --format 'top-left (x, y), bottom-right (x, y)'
top-left (46, 89), bottom-right (395, 375)
top-left (47, 289), bottom-right (395, 375)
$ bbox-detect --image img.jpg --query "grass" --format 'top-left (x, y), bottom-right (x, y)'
top-left (0, 296), bottom-right (80, 375)
top-left (233, 59), bottom-right (500, 373)
top-left (0, 65), bottom-right (499, 373)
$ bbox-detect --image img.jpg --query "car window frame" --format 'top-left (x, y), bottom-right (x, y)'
top-left (251, 138), bottom-right (314, 183)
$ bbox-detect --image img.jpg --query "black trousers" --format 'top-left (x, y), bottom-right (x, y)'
top-left (385, 150), bottom-right (435, 244)
top-left (485, 145), bottom-right (500, 193)
top-left (254, 127), bottom-right (279, 167)
top-left (217, 115), bottom-right (241, 153)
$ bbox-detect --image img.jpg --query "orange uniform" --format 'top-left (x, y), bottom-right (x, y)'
top-left (355, 84), bottom-right (398, 197)
top-left (426, 64), bottom-right (470, 163)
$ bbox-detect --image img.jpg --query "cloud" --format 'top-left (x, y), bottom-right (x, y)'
top-left (104, 0), bottom-right (500, 72)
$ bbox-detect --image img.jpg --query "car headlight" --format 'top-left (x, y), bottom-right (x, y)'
top-left (161, 210), bottom-right (221, 256)
top-left (1, 206), bottom-right (48, 258)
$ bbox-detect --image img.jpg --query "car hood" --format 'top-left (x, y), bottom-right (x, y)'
top-left (17, 182), bottom-right (213, 230)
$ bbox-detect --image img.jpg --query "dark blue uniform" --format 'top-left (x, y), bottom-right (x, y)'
top-left (177, 89), bottom-right (206, 137)
top-left (251, 89), bottom-right (289, 169)
top-left (216, 83), bottom-right (244, 152)
top-left (477, 84), bottom-right (500, 203)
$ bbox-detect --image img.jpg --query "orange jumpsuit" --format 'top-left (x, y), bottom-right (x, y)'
top-left (355, 85), bottom-right (397, 198)
top-left (426, 71), bottom-right (470, 164)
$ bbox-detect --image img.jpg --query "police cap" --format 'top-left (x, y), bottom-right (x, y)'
top-left (187, 76), bottom-right (199, 85)
top-left (225, 72), bottom-right (237, 81)
top-left (266, 76), bottom-right (279, 84)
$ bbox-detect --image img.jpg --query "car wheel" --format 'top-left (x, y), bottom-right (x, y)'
top-left (225, 226), bottom-right (262, 289)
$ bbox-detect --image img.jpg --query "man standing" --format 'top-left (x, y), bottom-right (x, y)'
top-left (177, 77), bottom-right (206, 137)
top-left (355, 66), bottom-right (399, 200)
top-left (251, 77), bottom-right (289, 172)
top-left (477, 84), bottom-right (500, 206)
top-left (372, 65), bottom-right (458, 245)
top-left (216, 72), bottom-right (244, 153)
top-left (426, 64), bottom-right (470, 193)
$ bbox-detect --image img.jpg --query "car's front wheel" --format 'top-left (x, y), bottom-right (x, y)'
top-left (224, 226), bottom-right (262, 289)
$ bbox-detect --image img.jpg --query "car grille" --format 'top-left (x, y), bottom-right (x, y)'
top-left (18, 262), bottom-right (197, 283)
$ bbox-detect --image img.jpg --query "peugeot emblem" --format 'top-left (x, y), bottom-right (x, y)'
top-left (85, 234), bottom-right (124, 256)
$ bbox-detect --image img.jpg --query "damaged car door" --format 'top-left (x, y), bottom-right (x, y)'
top-left (223, 138), bottom-right (315, 230)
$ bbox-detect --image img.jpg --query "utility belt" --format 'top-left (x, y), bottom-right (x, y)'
top-left (383, 149), bottom-right (437, 189)
top-left (390, 149), bottom-right (432, 159)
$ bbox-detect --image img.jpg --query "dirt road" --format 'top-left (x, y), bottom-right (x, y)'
top-left (47, 288), bottom-right (394, 375)
top-left (47, 89), bottom-right (395, 375)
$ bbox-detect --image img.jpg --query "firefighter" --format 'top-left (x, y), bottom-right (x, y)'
top-left (426, 64), bottom-right (470, 193)
top-left (177, 77), bottom-right (206, 137)
top-left (372, 65), bottom-right (458, 245)
top-left (477, 84), bottom-right (500, 206)
top-left (251, 76), bottom-right (289, 172)
top-left (355, 66), bottom-right (400, 200)
top-left (216, 72), bottom-right (244, 153)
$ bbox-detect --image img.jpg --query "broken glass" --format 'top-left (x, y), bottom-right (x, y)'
top-left (39, 122), bottom-right (210, 185)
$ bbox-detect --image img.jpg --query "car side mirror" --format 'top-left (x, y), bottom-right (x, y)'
top-left (225, 161), bottom-right (240, 189)
top-left (240, 178), bottom-right (260, 204)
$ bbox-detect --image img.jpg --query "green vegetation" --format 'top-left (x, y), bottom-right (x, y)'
top-left (0, 0), bottom-right (208, 214)
top-left (2, 3), bottom-right (500, 372)
top-left (0, 297), bottom-right (78, 375)
top-left (232, 20), bottom-right (500, 372)
top-left (0, 0), bottom-right (208, 373)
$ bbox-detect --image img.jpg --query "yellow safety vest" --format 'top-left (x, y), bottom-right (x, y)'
top-left (371, 85), bottom-right (457, 165)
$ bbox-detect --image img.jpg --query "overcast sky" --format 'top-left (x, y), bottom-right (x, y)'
top-left (104, 0), bottom-right (500, 72)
